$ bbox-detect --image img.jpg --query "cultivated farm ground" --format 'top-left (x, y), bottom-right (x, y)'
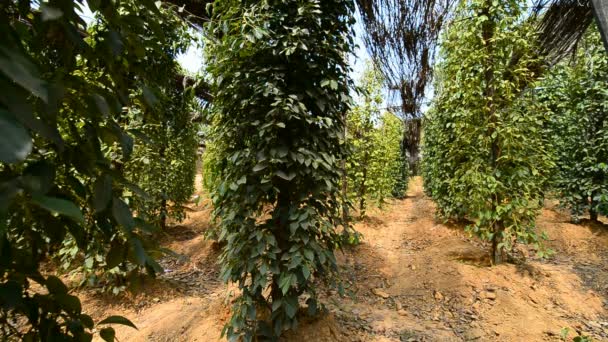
top-left (80, 177), bottom-right (608, 341)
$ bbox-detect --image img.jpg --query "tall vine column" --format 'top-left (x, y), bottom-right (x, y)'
top-left (205, 0), bottom-right (355, 339)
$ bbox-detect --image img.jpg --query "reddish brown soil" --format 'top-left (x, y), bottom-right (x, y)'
top-left (82, 177), bottom-right (608, 341)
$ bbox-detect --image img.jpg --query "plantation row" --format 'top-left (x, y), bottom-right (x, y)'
top-left (423, 1), bottom-right (607, 264)
top-left (0, 0), bottom-right (606, 341)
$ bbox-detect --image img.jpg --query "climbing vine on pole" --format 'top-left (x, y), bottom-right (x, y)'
top-left (541, 26), bottom-right (608, 222)
top-left (346, 64), bottom-right (406, 215)
top-left (205, 0), bottom-right (354, 339)
top-left (422, 0), bottom-right (554, 264)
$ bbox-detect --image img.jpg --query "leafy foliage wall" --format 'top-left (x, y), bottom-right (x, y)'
top-left (204, 0), bottom-right (355, 339)
top-left (0, 1), bottom-right (198, 339)
top-left (422, 0), bottom-right (554, 264)
top-left (124, 87), bottom-right (199, 229)
top-left (346, 65), bottom-right (406, 216)
top-left (541, 26), bottom-right (608, 222)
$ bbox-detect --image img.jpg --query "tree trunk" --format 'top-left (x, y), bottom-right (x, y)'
top-left (159, 139), bottom-right (168, 230)
top-left (358, 167), bottom-right (368, 217)
top-left (342, 112), bottom-right (349, 224)
top-left (491, 221), bottom-right (505, 265)
top-left (358, 145), bottom-right (370, 217)
top-left (590, 194), bottom-right (599, 221)
top-left (271, 186), bottom-right (290, 312)
top-left (590, 209), bottom-right (599, 222)
top-left (481, 0), bottom-right (505, 264)
top-left (402, 117), bottom-right (421, 176)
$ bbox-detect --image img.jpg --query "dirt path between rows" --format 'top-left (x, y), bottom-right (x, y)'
top-left (83, 177), bottom-right (608, 341)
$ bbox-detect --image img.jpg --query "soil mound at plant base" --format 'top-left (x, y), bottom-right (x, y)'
top-left (87, 177), bottom-right (608, 341)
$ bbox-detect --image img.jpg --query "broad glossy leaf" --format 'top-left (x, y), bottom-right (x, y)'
top-left (98, 316), bottom-right (138, 330)
top-left (106, 241), bottom-right (126, 269)
top-left (0, 48), bottom-right (48, 102)
top-left (128, 238), bottom-right (146, 266)
top-left (142, 85), bottom-right (158, 107)
top-left (276, 170), bottom-right (296, 181)
top-left (32, 195), bottom-right (85, 224)
top-left (55, 294), bottom-right (82, 314)
top-left (46, 275), bottom-right (68, 294)
top-left (112, 198), bottom-right (135, 232)
top-left (0, 110), bottom-right (32, 163)
top-left (99, 327), bottom-right (116, 342)
top-left (93, 175), bottom-right (112, 213)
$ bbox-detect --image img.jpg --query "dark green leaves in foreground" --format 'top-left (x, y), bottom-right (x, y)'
top-left (32, 195), bottom-right (85, 224)
top-left (0, 110), bottom-right (32, 163)
top-left (98, 316), bottom-right (138, 330)
top-left (0, 0), bottom-right (193, 340)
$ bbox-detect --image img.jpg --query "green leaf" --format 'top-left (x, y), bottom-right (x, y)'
top-left (306, 298), bottom-right (317, 315)
top-left (253, 162), bottom-right (268, 172)
top-left (93, 175), bottom-right (112, 213)
top-left (92, 94), bottom-right (111, 117)
top-left (121, 133), bottom-right (134, 159)
top-left (46, 275), bottom-right (68, 294)
top-left (80, 315), bottom-right (94, 329)
top-left (98, 316), bottom-right (138, 330)
top-left (301, 265), bottom-right (311, 279)
top-left (55, 294), bottom-right (82, 314)
top-left (0, 87), bottom-right (63, 148)
top-left (106, 242), bottom-right (126, 269)
top-left (0, 110), bottom-right (32, 163)
top-left (145, 255), bottom-right (163, 275)
top-left (32, 195), bottom-right (85, 224)
top-left (129, 238), bottom-right (146, 266)
top-left (276, 170), bottom-right (296, 181)
top-left (303, 249), bottom-right (314, 261)
top-left (279, 274), bottom-right (292, 295)
top-left (112, 198), bottom-right (135, 232)
top-left (0, 47), bottom-right (48, 102)
top-left (142, 85), bottom-right (158, 107)
top-left (284, 299), bottom-right (297, 318)
top-left (270, 299), bottom-right (282, 313)
top-left (21, 160), bottom-right (55, 194)
top-left (99, 327), bottom-right (116, 342)
top-left (134, 218), bottom-right (159, 233)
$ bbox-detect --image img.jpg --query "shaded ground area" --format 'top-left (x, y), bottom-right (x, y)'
top-left (82, 177), bottom-right (608, 341)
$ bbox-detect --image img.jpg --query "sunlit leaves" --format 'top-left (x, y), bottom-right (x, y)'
top-left (422, 0), bottom-right (552, 261)
top-left (542, 26), bottom-right (608, 221)
top-left (346, 64), bottom-right (406, 214)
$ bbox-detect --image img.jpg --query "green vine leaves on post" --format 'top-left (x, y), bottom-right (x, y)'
top-left (369, 113), bottom-right (406, 207)
top-left (0, 1), bottom-right (193, 340)
top-left (124, 85), bottom-right (199, 230)
top-left (540, 25), bottom-right (608, 222)
top-left (205, 0), bottom-right (355, 340)
top-left (346, 63), bottom-right (406, 216)
top-left (422, 0), bottom-right (554, 264)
